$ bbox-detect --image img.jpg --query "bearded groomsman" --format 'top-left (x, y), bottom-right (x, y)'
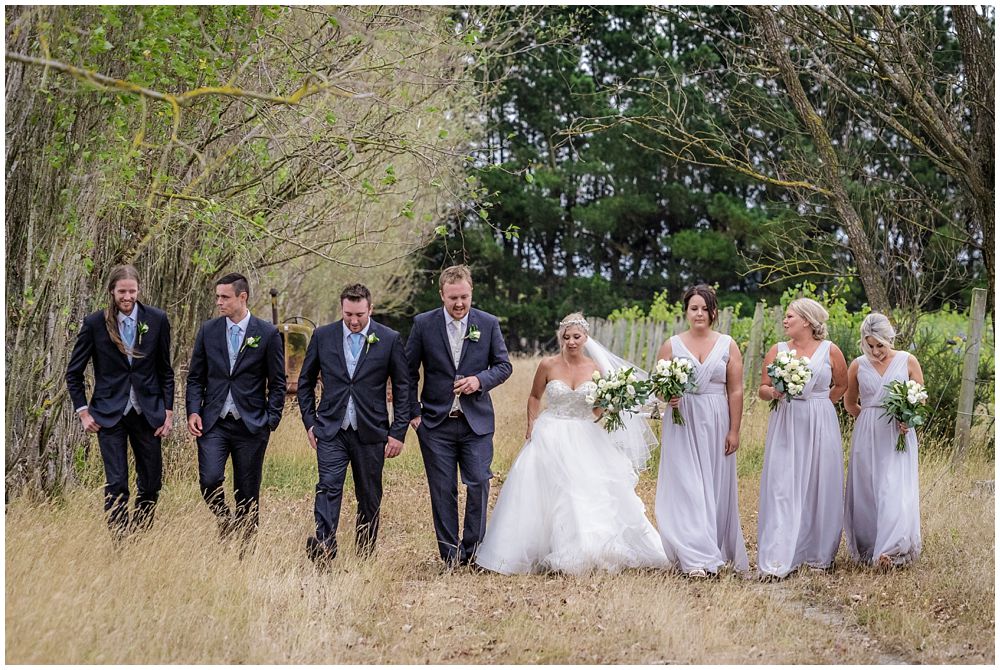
top-left (67, 265), bottom-right (175, 541)
top-left (405, 264), bottom-right (512, 568)
top-left (297, 284), bottom-right (411, 564)
top-left (186, 273), bottom-right (285, 547)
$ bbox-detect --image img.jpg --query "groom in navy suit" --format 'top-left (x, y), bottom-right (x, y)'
top-left (186, 272), bottom-right (285, 545)
top-left (297, 284), bottom-right (411, 563)
top-left (66, 265), bottom-right (174, 541)
top-left (405, 264), bottom-right (512, 568)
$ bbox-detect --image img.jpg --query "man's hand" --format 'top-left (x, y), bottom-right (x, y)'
top-left (454, 375), bottom-right (481, 395)
top-left (307, 426), bottom-right (318, 450)
top-left (385, 436), bottom-right (404, 458)
top-left (187, 412), bottom-right (203, 437)
top-left (78, 409), bottom-right (100, 433)
top-left (409, 416), bottom-right (422, 431)
top-left (154, 409), bottom-right (173, 438)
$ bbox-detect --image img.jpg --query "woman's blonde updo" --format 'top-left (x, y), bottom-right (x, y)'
top-left (859, 312), bottom-right (896, 359)
top-left (788, 298), bottom-right (829, 340)
top-left (557, 312), bottom-right (589, 340)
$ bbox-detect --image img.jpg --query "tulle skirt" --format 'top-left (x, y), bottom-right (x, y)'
top-left (476, 412), bottom-right (669, 575)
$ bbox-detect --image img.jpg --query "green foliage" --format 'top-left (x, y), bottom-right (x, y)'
top-left (910, 327), bottom-right (995, 453)
top-left (413, 6), bottom-right (801, 347)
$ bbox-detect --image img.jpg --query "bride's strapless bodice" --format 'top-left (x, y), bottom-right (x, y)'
top-left (544, 380), bottom-right (598, 420)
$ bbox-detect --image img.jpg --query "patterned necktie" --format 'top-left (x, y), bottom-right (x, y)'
top-left (451, 320), bottom-right (463, 365)
top-left (349, 332), bottom-right (363, 358)
top-left (229, 324), bottom-right (241, 368)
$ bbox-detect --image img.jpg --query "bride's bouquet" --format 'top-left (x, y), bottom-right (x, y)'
top-left (586, 368), bottom-right (651, 433)
top-left (879, 379), bottom-right (929, 452)
top-left (766, 349), bottom-right (812, 411)
top-left (649, 357), bottom-right (698, 426)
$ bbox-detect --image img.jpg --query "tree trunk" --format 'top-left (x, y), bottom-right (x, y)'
top-left (952, 5), bottom-right (995, 330)
top-left (753, 6), bottom-right (892, 314)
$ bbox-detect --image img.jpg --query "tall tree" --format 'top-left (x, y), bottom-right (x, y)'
top-left (5, 5), bottom-right (485, 492)
top-left (580, 6), bottom-right (990, 330)
top-left (416, 6), bottom-right (787, 346)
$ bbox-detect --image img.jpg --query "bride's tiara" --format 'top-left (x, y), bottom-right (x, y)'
top-left (558, 317), bottom-right (590, 333)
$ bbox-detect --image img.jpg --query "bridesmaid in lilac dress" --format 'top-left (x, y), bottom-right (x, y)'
top-left (654, 285), bottom-right (749, 577)
top-left (844, 313), bottom-right (923, 568)
top-left (756, 298), bottom-right (848, 579)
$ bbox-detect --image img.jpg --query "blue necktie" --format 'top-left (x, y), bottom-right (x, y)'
top-left (122, 317), bottom-right (135, 348)
top-left (349, 332), bottom-right (363, 358)
top-left (229, 324), bottom-right (241, 368)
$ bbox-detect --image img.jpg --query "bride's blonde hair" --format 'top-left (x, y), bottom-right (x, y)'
top-left (557, 312), bottom-right (589, 343)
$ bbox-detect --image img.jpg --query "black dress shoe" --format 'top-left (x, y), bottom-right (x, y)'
top-left (306, 536), bottom-right (335, 564)
top-left (217, 516), bottom-right (235, 541)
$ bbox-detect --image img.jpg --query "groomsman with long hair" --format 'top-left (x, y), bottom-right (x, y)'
top-left (67, 264), bottom-right (175, 542)
top-left (186, 272), bottom-right (286, 550)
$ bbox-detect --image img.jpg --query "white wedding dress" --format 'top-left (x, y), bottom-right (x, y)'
top-left (475, 379), bottom-right (670, 575)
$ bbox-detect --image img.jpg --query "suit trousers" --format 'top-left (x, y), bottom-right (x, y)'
top-left (96, 409), bottom-right (162, 536)
top-left (197, 416), bottom-right (270, 537)
top-left (416, 415), bottom-right (493, 565)
top-left (314, 427), bottom-right (385, 557)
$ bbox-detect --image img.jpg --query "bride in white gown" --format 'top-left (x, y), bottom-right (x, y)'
top-left (475, 313), bottom-right (669, 575)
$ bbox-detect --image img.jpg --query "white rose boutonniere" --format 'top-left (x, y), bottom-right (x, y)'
top-left (464, 325), bottom-right (481, 343)
top-left (241, 335), bottom-right (262, 352)
top-left (365, 332), bottom-right (379, 353)
top-left (136, 321), bottom-right (149, 346)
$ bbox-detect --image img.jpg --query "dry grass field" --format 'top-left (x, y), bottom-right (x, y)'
top-left (6, 356), bottom-right (995, 663)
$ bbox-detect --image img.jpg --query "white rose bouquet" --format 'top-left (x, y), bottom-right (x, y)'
top-left (879, 379), bottom-right (929, 452)
top-left (649, 357), bottom-right (698, 426)
top-left (766, 349), bottom-right (812, 411)
top-left (586, 367), bottom-right (651, 433)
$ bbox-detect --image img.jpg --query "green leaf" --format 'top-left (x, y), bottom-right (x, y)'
top-left (434, 225), bottom-right (448, 236)
top-left (438, 129), bottom-right (449, 139)
top-left (524, 172), bottom-right (534, 184)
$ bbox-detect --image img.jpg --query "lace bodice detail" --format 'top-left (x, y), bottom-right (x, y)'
top-left (544, 380), bottom-right (598, 420)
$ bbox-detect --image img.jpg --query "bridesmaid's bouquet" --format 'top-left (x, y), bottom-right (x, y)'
top-left (587, 368), bottom-right (651, 433)
top-left (649, 357), bottom-right (698, 426)
top-left (766, 350), bottom-right (812, 411)
top-left (879, 379), bottom-right (929, 452)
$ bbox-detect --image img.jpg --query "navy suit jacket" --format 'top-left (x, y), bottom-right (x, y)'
top-left (297, 319), bottom-right (411, 444)
top-left (185, 314), bottom-right (286, 436)
top-left (66, 303), bottom-right (175, 429)
top-left (405, 307), bottom-right (512, 435)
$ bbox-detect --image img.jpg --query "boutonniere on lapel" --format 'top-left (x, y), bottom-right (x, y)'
top-left (136, 322), bottom-right (149, 346)
top-left (241, 335), bottom-right (262, 352)
top-left (365, 332), bottom-right (379, 354)
top-left (464, 325), bottom-right (481, 343)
